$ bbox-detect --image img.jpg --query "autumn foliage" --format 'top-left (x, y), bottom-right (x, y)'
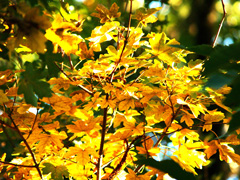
top-left (0, 1), bottom-right (240, 180)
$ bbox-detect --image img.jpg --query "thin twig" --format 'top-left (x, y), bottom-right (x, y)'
top-left (109, 0), bottom-right (133, 82)
top-left (154, 94), bottom-right (189, 147)
top-left (0, 120), bottom-right (15, 130)
top-left (212, 0), bottom-right (226, 47)
top-left (0, 160), bottom-right (35, 168)
top-left (26, 106), bottom-right (39, 140)
top-left (54, 62), bottom-right (93, 95)
top-left (107, 136), bottom-right (143, 180)
top-left (6, 107), bottom-right (42, 179)
top-left (68, 55), bottom-right (74, 70)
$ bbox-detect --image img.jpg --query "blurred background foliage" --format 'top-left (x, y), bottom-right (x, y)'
top-left (0, 0), bottom-right (240, 179)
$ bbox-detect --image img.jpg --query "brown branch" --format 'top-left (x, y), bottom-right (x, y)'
top-left (0, 120), bottom-right (15, 130)
top-left (107, 136), bottom-right (143, 180)
top-left (26, 106), bottom-right (39, 140)
top-left (154, 94), bottom-right (189, 147)
top-left (68, 55), bottom-right (74, 70)
top-left (0, 160), bottom-right (35, 168)
top-left (212, 0), bottom-right (226, 47)
top-left (54, 62), bottom-right (93, 95)
top-left (97, 94), bottom-right (109, 180)
top-left (109, 0), bottom-right (133, 83)
top-left (6, 108), bottom-right (42, 179)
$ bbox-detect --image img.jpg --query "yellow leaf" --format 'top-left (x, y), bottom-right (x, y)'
top-left (45, 14), bottom-right (82, 55)
top-left (118, 97), bottom-right (135, 111)
top-left (87, 21), bottom-right (119, 51)
top-left (180, 114), bottom-right (194, 127)
top-left (36, 131), bottom-right (67, 154)
top-left (100, 97), bottom-right (116, 109)
top-left (147, 32), bottom-right (183, 64)
top-left (67, 117), bottom-right (100, 136)
top-left (0, 90), bottom-right (9, 104)
top-left (65, 146), bottom-right (93, 165)
top-left (125, 168), bottom-right (151, 180)
top-left (136, 138), bottom-right (160, 157)
top-left (203, 110), bottom-right (225, 131)
top-left (133, 7), bottom-right (162, 26)
top-left (76, 42), bottom-right (94, 60)
top-left (8, 7), bottom-right (51, 53)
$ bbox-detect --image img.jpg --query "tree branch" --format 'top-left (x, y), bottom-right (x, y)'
top-left (109, 0), bottom-right (133, 82)
top-left (0, 160), bottom-right (35, 168)
top-left (97, 94), bottom-right (109, 180)
top-left (54, 62), bottom-right (93, 95)
top-left (212, 0), bottom-right (226, 47)
top-left (6, 107), bottom-right (42, 179)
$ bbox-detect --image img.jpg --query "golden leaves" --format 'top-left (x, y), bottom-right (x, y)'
top-left (205, 140), bottom-right (240, 165)
top-left (66, 117), bottom-right (100, 137)
top-left (147, 32), bottom-right (184, 64)
top-left (91, 3), bottom-right (121, 23)
top-left (203, 110), bottom-right (225, 131)
top-left (45, 14), bottom-right (83, 55)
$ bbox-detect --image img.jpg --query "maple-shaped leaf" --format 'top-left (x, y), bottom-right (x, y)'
top-left (125, 168), bottom-right (151, 180)
top-left (172, 145), bottom-right (209, 175)
top-left (203, 110), bottom-right (225, 131)
top-left (91, 3), bottom-right (121, 23)
top-left (42, 163), bottom-right (69, 180)
top-left (205, 140), bottom-right (240, 165)
top-left (133, 7), bottom-right (162, 26)
top-left (87, 21), bottom-right (119, 51)
top-left (177, 98), bottom-right (206, 118)
top-left (66, 117), bottom-right (100, 137)
top-left (8, 7), bottom-right (51, 53)
top-left (65, 146), bottom-right (94, 165)
top-left (0, 90), bottom-right (9, 104)
top-left (36, 131), bottom-right (67, 154)
top-left (180, 114), bottom-right (194, 127)
top-left (147, 32), bottom-right (184, 64)
top-left (45, 14), bottom-right (82, 55)
top-left (118, 97), bottom-right (135, 111)
top-left (76, 42), bottom-right (94, 60)
top-left (136, 138), bottom-right (160, 157)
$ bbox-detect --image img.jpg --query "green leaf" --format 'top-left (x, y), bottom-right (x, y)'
top-left (135, 158), bottom-right (196, 180)
top-left (39, 41), bottom-right (64, 78)
top-left (227, 111), bottom-right (240, 134)
top-left (206, 71), bottom-right (238, 89)
top-left (170, 44), bottom-right (213, 56)
top-left (224, 76), bottom-right (240, 110)
top-left (18, 79), bottom-right (37, 106)
top-left (17, 62), bottom-right (52, 106)
top-left (32, 80), bottom-right (52, 98)
top-left (42, 163), bottom-right (69, 180)
top-left (204, 44), bottom-right (240, 76)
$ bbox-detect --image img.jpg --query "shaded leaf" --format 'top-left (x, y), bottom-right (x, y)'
top-left (136, 158), bottom-right (196, 180)
top-left (42, 163), bottom-right (69, 180)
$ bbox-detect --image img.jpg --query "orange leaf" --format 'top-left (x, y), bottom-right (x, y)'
top-left (91, 3), bottom-right (121, 23)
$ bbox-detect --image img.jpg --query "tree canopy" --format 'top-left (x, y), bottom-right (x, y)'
top-left (0, 0), bottom-right (240, 180)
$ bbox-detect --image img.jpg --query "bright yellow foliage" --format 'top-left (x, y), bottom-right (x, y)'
top-left (0, 2), bottom-right (239, 180)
